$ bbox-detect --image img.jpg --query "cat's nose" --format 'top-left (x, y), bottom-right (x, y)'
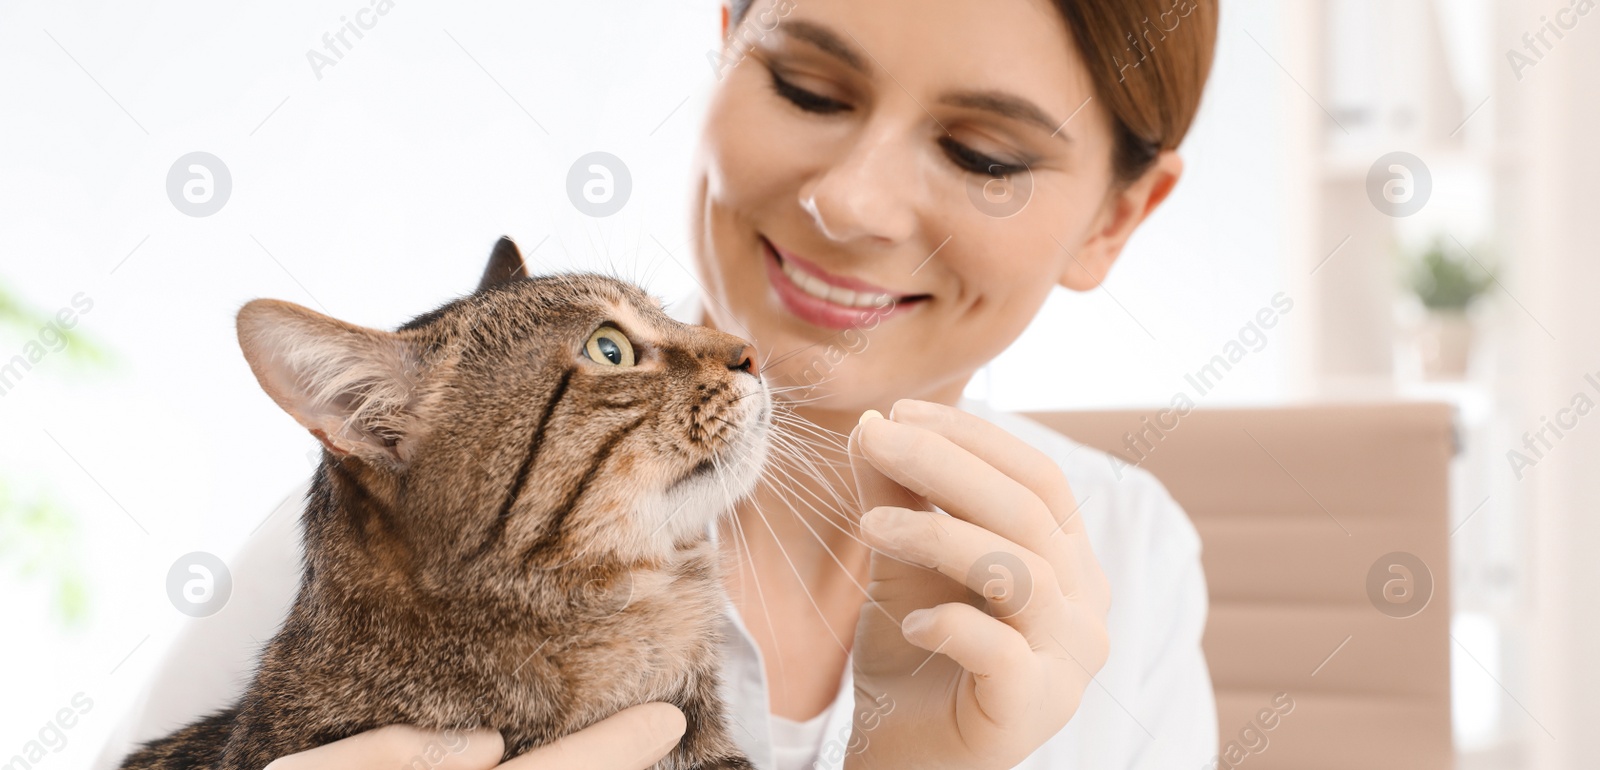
top-left (728, 344), bottom-right (759, 378)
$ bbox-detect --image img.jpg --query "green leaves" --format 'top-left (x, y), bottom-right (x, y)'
top-left (0, 479), bottom-right (89, 626)
top-left (0, 278), bottom-right (113, 629)
top-left (0, 283), bottom-right (113, 368)
top-left (1406, 239), bottom-right (1495, 312)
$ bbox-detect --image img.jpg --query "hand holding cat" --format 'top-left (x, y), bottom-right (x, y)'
top-left (263, 702), bottom-right (687, 770)
top-left (843, 399), bottom-right (1112, 770)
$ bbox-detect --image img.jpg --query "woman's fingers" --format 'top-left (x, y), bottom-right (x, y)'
top-left (861, 505), bottom-right (1068, 638)
top-left (498, 702), bottom-right (687, 770)
top-left (262, 704), bottom-right (685, 770)
top-left (264, 726), bottom-right (505, 770)
top-left (857, 413), bottom-right (1066, 564)
top-left (869, 401), bottom-right (1109, 606)
top-left (890, 399), bottom-right (1083, 536)
top-left (849, 413), bottom-right (932, 515)
top-left (898, 601), bottom-right (1042, 725)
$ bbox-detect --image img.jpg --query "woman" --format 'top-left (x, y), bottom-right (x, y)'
top-left (100, 0), bottom-right (1219, 768)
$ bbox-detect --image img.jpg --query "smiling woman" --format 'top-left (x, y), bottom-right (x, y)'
top-left (686, 1), bottom-right (1220, 769)
top-left (99, 2), bottom-right (1221, 769)
top-left (697, 0), bottom-right (1216, 417)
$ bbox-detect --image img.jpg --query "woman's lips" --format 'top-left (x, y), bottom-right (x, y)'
top-left (761, 237), bottom-right (927, 331)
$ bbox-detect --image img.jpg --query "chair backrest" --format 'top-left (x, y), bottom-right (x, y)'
top-left (1024, 403), bottom-right (1455, 769)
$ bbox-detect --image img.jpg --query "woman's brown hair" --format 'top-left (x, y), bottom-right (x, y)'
top-left (729, 0), bottom-right (1220, 184)
top-left (1056, 0), bottom-right (1219, 182)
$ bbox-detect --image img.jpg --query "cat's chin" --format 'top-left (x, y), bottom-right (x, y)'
top-left (636, 412), bottom-right (772, 552)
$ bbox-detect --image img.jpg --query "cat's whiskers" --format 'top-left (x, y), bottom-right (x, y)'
top-left (758, 326), bottom-right (874, 371)
top-left (696, 404), bottom-right (910, 710)
top-left (737, 483), bottom-right (855, 660)
top-left (765, 412), bottom-right (860, 514)
top-left (769, 411), bottom-right (850, 455)
top-left (771, 408), bottom-right (850, 445)
top-left (765, 429), bottom-right (858, 512)
top-left (761, 452), bottom-right (864, 540)
top-left (754, 468), bottom-right (895, 623)
top-left (731, 383), bottom-right (812, 403)
top-left (759, 452), bottom-right (881, 570)
top-left (762, 382), bottom-right (825, 397)
top-left (748, 419), bottom-right (898, 623)
top-left (753, 442), bottom-right (867, 550)
top-left (712, 448), bottom-right (792, 695)
top-left (773, 388), bottom-right (845, 408)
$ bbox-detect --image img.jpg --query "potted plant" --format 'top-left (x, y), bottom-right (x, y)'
top-left (1401, 238), bottom-right (1494, 380)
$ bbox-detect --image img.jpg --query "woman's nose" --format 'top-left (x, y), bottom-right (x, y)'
top-left (799, 127), bottom-right (918, 246)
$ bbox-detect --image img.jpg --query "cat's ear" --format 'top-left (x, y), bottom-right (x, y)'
top-left (237, 299), bottom-right (424, 466)
top-left (477, 236), bottom-right (528, 292)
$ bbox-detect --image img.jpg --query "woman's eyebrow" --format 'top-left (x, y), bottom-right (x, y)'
top-left (941, 90), bottom-right (1072, 141)
top-left (776, 20), bottom-right (869, 73)
top-left (772, 21), bottom-right (1073, 144)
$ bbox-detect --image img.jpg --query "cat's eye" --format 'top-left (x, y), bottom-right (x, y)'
top-left (584, 326), bottom-right (636, 367)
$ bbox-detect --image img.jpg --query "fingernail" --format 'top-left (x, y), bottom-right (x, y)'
top-left (861, 508), bottom-right (906, 546)
top-left (859, 409), bottom-right (884, 425)
top-left (860, 506), bottom-right (891, 534)
top-left (903, 609), bottom-right (933, 634)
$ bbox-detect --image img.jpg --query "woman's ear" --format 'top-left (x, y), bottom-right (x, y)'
top-left (1058, 151), bottom-right (1183, 291)
top-left (237, 299), bottom-right (425, 467)
top-left (721, 3), bottom-right (730, 37)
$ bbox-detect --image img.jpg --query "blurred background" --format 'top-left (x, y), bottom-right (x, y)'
top-left (1, 0), bottom-right (1594, 768)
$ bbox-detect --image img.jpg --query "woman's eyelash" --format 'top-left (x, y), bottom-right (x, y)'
top-left (939, 136), bottom-right (1028, 177)
top-left (767, 64), bottom-right (1027, 178)
top-left (767, 66), bottom-right (851, 115)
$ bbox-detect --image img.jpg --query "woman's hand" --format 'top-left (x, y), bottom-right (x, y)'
top-left (263, 702), bottom-right (687, 770)
top-left (842, 399), bottom-right (1112, 770)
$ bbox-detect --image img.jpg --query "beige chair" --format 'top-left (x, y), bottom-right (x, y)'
top-left (1026, 403), bottom-right (1455, 769)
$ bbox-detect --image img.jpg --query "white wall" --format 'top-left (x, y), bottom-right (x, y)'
top-left (1496, 0), bottom-right (1600, 766)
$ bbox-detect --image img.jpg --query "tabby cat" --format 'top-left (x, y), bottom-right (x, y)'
top-left (121, 238), bottom-right (767, 769)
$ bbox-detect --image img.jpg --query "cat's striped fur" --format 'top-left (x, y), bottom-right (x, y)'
top-left (120, 239), bottom-right (767, 769)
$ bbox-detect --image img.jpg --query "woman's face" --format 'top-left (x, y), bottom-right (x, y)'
top-left (692, 0), bottom-right (1171, 418)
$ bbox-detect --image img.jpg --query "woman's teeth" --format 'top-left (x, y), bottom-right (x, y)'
top-left (778, 256), bottom-right (894, 309)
